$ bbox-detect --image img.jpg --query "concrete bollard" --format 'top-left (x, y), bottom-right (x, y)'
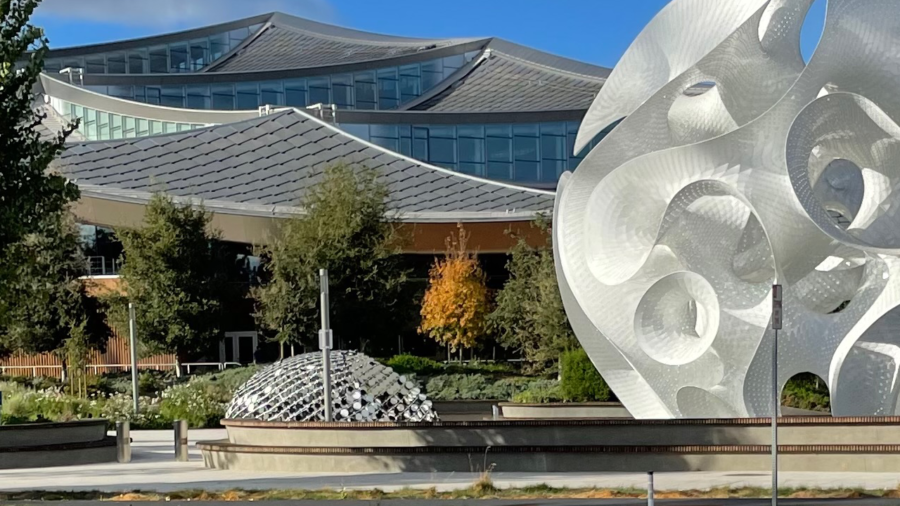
top-left (174, 420), bottom-right (188, 462)
top-left (647, 471), bottom-right (655, 506)
top-left (116, 421), bottom-right (131, 463)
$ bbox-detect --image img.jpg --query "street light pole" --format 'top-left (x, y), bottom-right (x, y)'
top-left (771, 284), bottom-right (783, 506)
top-left (319, 269), bottom-right (333, 422)
top-left (128, 303), bottom-right (140, 415)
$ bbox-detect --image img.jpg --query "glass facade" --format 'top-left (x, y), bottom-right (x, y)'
top-left (49, 97), bottom-right (206, 141)
top-left (341, 121), bottom-right (612, 184)
top-left (44, 24), bottom-right (263, 75)
top-left (80, 52), bottom-right (480, 111)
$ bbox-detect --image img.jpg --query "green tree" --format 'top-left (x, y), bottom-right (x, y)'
top-left (106, 194), bottom-right (228, 362)
top-left (0, 0), bottom-right (79, 321)
top-left (489, 216), bottom-right (577, 374)
top-left (0, 212), bottom-right (110, 364)
top-left (252, 163), bottom-right (407, 357)
top-left (559, 348), bottom-right (611, 402)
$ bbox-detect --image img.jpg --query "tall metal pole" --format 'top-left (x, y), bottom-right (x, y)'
top-left (128, 303), bottom-right (140, 415)
top-left (319, 269), bottom-right (333, 422)
top-left (771, 284), bottom-right (783, 506)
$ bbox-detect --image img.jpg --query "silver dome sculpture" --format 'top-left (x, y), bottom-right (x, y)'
top-left (226, 351), bottom-right (438, 422)
top-left (556, 0), bottom-right (900, 418)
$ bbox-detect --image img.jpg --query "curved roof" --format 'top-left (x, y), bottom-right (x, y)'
top-left (51, 108), bottom-right (553, 222)
top-left (206, 13), bottom-right (486, 73)
top-left (407, 40), bottom-right (609, 113)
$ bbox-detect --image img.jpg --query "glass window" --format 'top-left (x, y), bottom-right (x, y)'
top-left (229, 27), bottom-right (251, 48)
top-left (413, 127), bottom-right (429, 159)
top-left (209, 33), bottom-right (230, 61)
top-left (136, 118), bottom-right (149, 136)
top-left (459, 162), bottom-right (484, 176)
top-left (370, 124), bottom-right (398, 139)
top-left (487, 161), bottom-right (512, 180)
top-left (160, 85), bottom-right (185, 108)
top-left (542, 122), bottom-right (566, 136)
top-left (514, 136), bottom-right (539, 162)
top-left (128, 50), bottom-right (148, 74)
top-left (186, 85), bottom-right (211, 109)
top-left (486, 124), bottom-right (512, 138)
top-left (97, 111), bottom-right (110, 140)
top-left (133, 86), bottom-right (146, 103)
top-left (341, 124), bottom-right (370, 140)
top-left (169, 43), bottom-right (189, 72)
top-left (429, 137), bottom-right (457, 164)
top-left (260, 81), bottom-right (284, 106)
top-left (149, 46), bottom-right (168, 73)
top-left (177, 123), bottom-right (191, 132)
top-left (190, 39), bottom-right (209, 70)
top-left (487, 137), bottom-right (512, 162)
top-left (514, 123), bottom-right (540, 136)
top-left (106, 52), bottom-right (126, 73)
top-left (235, 82), bottom-right (259, 109)
top-left (124, 117), bottom-right (136, 138)
top-left (331, 74), bottom-right (352, 108)
top-left (354, 71), bottom-right (376, 110)
top-left (108, 85), bottom-right (133, 100)
top-left (429, 125), bottom-right (455, 139)
top-left (62, 58), bottom-right (84, 70)
top-left (377, 68), bottom-right (399, 109)
top-left (458, 125), bottom-right (484, 138)
top-left (371, 136), bottom-right (399, 152)
top-left (284, 78), bottom-right (308, 107)
top-left (211, 84), bottom-right (235, 110)
top-left (150, 120), bottom-right (163, 135)
top-left (421, 59), bottom-right (444, 90)
top-left (459, 137), bottom-right (485, 163)
top-left (515, 161), bottom-right (539, 181)
top-left (163, 122), bottom-right (177, 134)
top-left (84, 55), bottom-right (105, 74)
top-left (542, 159), bottom-right (565, 182)
top-left (308, 76), bottom-right (330, 105)
top-left (145, 86), bottom-right (161, 105)
top-left (399, 64), bottom-right (421, 102)
top-left (44, 60), bottom-right (62, 73)
top-left (442, 54), bottom-right (466, 77)
top-left (541, 134), bottom-right (566, 160)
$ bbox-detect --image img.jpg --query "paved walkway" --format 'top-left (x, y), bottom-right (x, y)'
top-left (3, 430), bottom-right (900, 493)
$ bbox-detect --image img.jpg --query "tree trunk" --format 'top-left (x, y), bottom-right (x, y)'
top-left (279, 342), bottom-right (285, 361)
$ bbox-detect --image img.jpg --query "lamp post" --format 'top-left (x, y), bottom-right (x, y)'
top-left (319, 269), bottom-right (333, 422)
top-left (128, 302), bottom-right (140, 415)
top-left (771, 284), bottom-right (783, 506)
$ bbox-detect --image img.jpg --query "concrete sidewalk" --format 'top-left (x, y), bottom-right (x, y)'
top-left (2, 430), bottom-right (900, 493)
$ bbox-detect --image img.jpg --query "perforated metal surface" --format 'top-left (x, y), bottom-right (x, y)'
top-left (226, 351), bottom-right (438, 422)
top-left (555, 0), bottom-right (900, 418)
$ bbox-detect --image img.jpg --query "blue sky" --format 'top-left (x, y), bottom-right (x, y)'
top-left (33, 0), bottom-right (826, 68)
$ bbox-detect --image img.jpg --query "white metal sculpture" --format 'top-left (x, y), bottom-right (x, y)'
top-left (226, 351), bottom-right (438, 422)
top-left (555, 0), bottom-right (900, 418)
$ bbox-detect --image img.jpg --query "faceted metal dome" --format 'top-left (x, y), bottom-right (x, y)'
top-left (225, 350), bottom-right (438, 422)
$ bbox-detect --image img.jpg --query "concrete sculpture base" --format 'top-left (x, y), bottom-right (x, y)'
top-left (200, 417), bottom-right (900, 473)
top-left (0, 419), bottom-right (116, 469)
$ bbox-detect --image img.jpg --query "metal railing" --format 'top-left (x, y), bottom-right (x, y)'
top-left (0, 362), bottom-right (242, 378)
top-left (85, 256), bottom-right (120, 277)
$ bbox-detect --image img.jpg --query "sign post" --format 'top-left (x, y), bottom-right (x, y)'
top-left (128, 302), bottom-right (140, 415)
top-left (319, 269), bottom-right (333, 422)
top-left (771, 284), bottom-right (783, 506)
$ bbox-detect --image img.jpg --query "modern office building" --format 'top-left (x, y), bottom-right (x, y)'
top-left (40, 12), bottom-right (614, 189)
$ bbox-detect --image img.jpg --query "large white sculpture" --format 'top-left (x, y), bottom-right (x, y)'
top-left (555, 0), bottom-right (900, 418)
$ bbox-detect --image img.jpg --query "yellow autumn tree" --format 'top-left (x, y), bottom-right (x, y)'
top-left (419, 225), bottom-right (490, 355)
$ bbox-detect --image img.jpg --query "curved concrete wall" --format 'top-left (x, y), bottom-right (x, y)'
top-left (199, 417), bottom-right (900, 473)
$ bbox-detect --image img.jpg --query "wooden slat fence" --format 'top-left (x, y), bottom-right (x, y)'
top-left (0, 331), bottom-right (176, 378)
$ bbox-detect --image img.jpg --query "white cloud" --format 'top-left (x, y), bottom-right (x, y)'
top-left (37, 0), bottom-right (337, 28)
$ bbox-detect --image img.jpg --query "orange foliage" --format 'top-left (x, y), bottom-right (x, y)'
top-left (418, 225), bottom-right (490, 352)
